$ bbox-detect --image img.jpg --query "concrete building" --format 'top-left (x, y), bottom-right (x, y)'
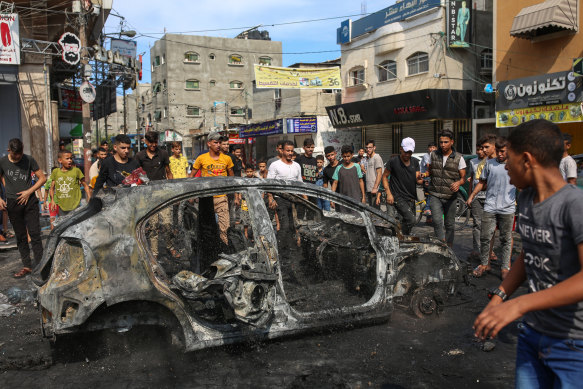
top-left (494, 0), bottom-right (583, 153)
top-left (150, 31), bottom-right (282, 157)
top-left (326, 0), bottom-right (494, 161)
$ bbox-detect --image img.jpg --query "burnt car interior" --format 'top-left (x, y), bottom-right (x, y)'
top-left (141, 189), bottom-right (381, 325)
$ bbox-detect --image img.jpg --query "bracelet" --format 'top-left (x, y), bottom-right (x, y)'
top-left (487, 288), bottom-right (508, 302)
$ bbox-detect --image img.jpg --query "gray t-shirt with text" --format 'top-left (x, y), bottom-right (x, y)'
top-left (518, 185), bottom-right (583, 339)
top-left (365, 153), bottom-right (383, 192)
top-left (480, 158), bottom-right (516, 214)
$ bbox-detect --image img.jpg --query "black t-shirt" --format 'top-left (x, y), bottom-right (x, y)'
top-left (295, 155), bottom-right (318, 184)
top-left (386, 155), bottom-right (419, 201)
top-left (228, 153), bottom-right (244, 177)
top-left (0, 155), bottom-right (39, 199)
top-left (323, 163), bottom-right (339, 188)
top-left (135, 148), bottom-right (170, 181)
top-left (94, 155), bottom-right (140, 193)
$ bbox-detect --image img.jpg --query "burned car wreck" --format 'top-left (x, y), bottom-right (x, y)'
top-left (34, 178), bottom-right (466, 351)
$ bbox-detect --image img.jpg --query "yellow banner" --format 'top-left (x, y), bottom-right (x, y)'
top-left (254, 65), bottom-right (342, 89)
top-left (496, 103), bottom-right (583, 128)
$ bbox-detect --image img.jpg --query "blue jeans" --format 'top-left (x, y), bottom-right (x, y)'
top-left (317, 197), bottom-right (330, 211)
top-left (516, 323), bottom-right (583, 388)
top-left (428, 194), bottom-right (457, 244)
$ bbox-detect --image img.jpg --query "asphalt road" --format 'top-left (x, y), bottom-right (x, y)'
top-left (0, 222), bottom-right (525, 388)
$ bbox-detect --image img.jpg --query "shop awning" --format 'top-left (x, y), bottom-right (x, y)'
top-left (510, 0), bottom-right (578, 39)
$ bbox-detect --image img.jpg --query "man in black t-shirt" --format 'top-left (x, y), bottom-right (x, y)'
top-left (0, 138), bottom-right (47, 278)
top-left (230, 145), bottom-right (245, 177)
top-left (379, 137), bottom-right (422, 235)
top-left (295, 138), bottom-right (318, 184)
top-left (323, 146), bottom-right (339, 191)
top-left (94, 134), bottom-right (140, 193)
top-left (135, 131), bottom-right (172, 181)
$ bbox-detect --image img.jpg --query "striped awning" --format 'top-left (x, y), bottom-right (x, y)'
top-left (510, 0), bottom-right (578, 39)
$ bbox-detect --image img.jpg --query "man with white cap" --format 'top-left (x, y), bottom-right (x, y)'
top-left (379, 137), bottom-right (423, 235)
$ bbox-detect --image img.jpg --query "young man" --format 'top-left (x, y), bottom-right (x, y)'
top-left (426, 130), bottom-right (466, 246)
top-left (364, 140), bottom-right (384, 209)
top-left (266, 140), bottom-right (285, 169)
top-left (420, 142), bottom-right (438, 223)
top-left (560, 133), bottom-right (577, 185)
top-left (352, 147), bottom-right (366, 164)
top-left (467, 137), bottom-right (516, 279)
top-left (168, 141), bottom-right (188, 179)
top-left (467, 140), bottom-right (487, 258)
top-left (94, 134), bottom-right (140, 194)
top-left (0, 138), bottom-right (47, 278)
top-left (473, 119), bottom-right (583, 387)
top-left (49, 150), bottom-right (91, 217)
top-left (89, 147), bottom-right (108, 187)
top-left (136, 131), bottom-right (172, 181)
top-left (323, 146), bottom-right (339, 192)
top-left (379, 138), bottom-right (422, 235)
top-left (231, 145), bottom-right (245, 177)
top-left (190, 132), bottom-right (234, 245)
top-left (331, 145), bottom-right (366, 213)
top-left (267, 141), bottom-right (302, 182)
top-left (255, 159), bottom-right (268, 178)
top-left (295, 138), bottom-right (318, 185)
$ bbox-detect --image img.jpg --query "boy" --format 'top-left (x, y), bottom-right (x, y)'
top-left (255, 159), bottom-right (268, 178)
top-left (94, 134), bottom-right (140, 193)
top-left (239, 165), bottom-right (256, 239)
top-left (295, 138), bottom-right (318, 185)
top-left (315, 155), bottom-right (330, 211)
top-left (467, 137), bottom-right (516, 279)
top-left (331, 145), bottom-right (365, 213)
top-left (560, 133), bottom-right (577, 185)
top-left (136, 131), bottom-right (172, 181)
top-left (169, 141), bottom-right (188, 179)
top-left (50, 150), bottom-right (90, 217)
top-left (466, 138), bottom-right (487, 259)
top-left (473, 119), bottom-right (583, 387)
top-left (323, 146), bottom-right (339, 192)
top-left (0, 138), bottom-right (46, 278)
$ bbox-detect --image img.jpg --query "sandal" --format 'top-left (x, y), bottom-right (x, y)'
top-left (489, 252), bottom-right (498, 261)
top-left (472, 264), bottom-right (491, 278)
top-left (14, 267), bottom-right (32, 279)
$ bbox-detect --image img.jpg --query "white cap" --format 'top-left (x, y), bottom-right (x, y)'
top-left (401, 137), bottom-right (415, 153)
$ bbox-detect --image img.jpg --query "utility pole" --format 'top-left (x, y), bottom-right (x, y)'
top-left (123, 86), bottom-right (127, 134)
top-left (78, 10), bottom-right (92, 184)
top-left (135, 76), bottom-right (141, 151)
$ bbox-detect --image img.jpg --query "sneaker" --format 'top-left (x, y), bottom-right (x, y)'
top-left (0, 234), bottom-right (6, 242)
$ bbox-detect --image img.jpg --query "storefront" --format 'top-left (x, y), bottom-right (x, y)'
top-left (325, 89), bottom-right (472, 162)
top-left (496, 70), bottom-right (583, 153)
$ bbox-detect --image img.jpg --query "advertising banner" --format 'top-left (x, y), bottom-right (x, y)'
top-left (0, 14), bottom-right (20, 65)
top-left (239, 119), bottom-right (283, 138)
top-left (229, 133), bottom-right (246, 144)
top-left (447, 0), bottom-right (472, 48)
top-left (110, 38), bottom-right (137, 58)
top-left (496, 103), bottom-right (583, 128)
top-left (337, 0), bottom-right (441, 43)
top-left (496, 71), bottom-right (583, 111)
top-left (286, 117), bottom-right (317, 134)
top-left (59, 87), bottom-right (83, 111)
top-left (254, 65), bottom-right (341, 89)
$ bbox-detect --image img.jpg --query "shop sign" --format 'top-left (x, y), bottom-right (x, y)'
top-left (496, 71), bottom-right (582, 111)
top-left (496, 103), bottom-right (582, 128)
top-left (110, 38), bottom-right (137, 58)
top-left (0, 14), bottom-right (20, 65)
top-left (239, 119), bottom-right (283, 138)
top-left (229, 133), bottom-right (246, 144)
top-left (59, 87), bottom-right (83, 111)
top-left (255, 65), bottom-right (341, 89)
top-left (58, 32), bottom-right (81, 65)
top-left (337, 0), bottom-right (441, 44)
top-left (79, 81), bottom-right (96, 103)
top-left (92, 44), bottom-right (140, 71)
top-left (286, 117), bottom-right (317, 134)
top-left (447, 1), bottom-right (472, 48)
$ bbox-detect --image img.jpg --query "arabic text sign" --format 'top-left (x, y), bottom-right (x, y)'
top-left (496, 103), bottom-right (582, 128)
top-left (110, 38), bottom-right (137, 58)
top-left (287, 117), bottom-right (317, 134)
top-left (254, 65), bottom-right (341, 89)
top-left (337, 0), bottom-right (441, 43)
top-left (239, 119), bottom-right (283, 138)
top-left (0, 14), bottom-right (20, 65)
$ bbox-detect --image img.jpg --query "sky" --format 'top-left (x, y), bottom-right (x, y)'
top-left (104, 0), bottom-right (398, 84)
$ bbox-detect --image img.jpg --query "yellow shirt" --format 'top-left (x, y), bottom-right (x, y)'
top-left (193, 153), bottom-right (234, 177)
top-left (169, 154), bottom-right (189, 179)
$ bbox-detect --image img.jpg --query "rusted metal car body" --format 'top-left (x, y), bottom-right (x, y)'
top-left (34, 178), bottom-right (465, 351)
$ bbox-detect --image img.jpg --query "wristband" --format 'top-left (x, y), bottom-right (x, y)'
top-left (487, 288), bottom-right (507, 302)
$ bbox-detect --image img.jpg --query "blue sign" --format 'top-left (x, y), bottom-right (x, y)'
top-left (338, 19), bottom-right (351, 44)
top-left (337, 0), bottom-right (441, 44)
top-left (239, 119), bottom-right (283, 138)
top-left (286, 117), bottom-right (318, 134)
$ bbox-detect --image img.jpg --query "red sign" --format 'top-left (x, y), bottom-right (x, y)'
top-left (394, 105), bottom-right (427, 115)
top-left (229, 134), bottom-right (246, 144)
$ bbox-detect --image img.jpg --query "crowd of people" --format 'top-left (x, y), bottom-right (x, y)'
top-left (0, 119), bottom-right (582, 386)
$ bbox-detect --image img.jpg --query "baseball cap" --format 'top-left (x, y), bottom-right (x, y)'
top-left (401, 137), bottom-right (415, 153)
top-left (207, 132), bottom-right (221, 141)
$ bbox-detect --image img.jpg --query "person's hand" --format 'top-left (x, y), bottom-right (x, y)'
top-left (268, 198), bottom-right (277, 209)
top-left (0, 198), bottom-right (6, 211)
top-left (234, 197), bottom-right (241, 207)
top-left (371, 187), bottom-right (378, 195)
top-left (450, 181), bottom-right (461, 192)
top-left (50, 201), bottom-right (57, 212)
top-left (466, 195), bottom-right (474, 207)
top-left (386, 193), bottom-right (395, 205)
top-left (473, 298), bottom-right (524, 341)
top-left (16, 189), bottom-right (32, 205)
top-left (43, 201), bottom-right (49, 211)
top-left (361, 196), bottom-right (366, 204)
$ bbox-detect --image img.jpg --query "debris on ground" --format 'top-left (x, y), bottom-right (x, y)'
top-left (444, 348), bottom-right (464, 356)
top-left (482, 341), bottom-right (496, 352)
top-left (4, 287), bottom-right (37, 305)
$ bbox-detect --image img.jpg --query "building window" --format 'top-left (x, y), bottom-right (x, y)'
top-left (480, 49), bottom-right (493, 70)
top-left (210, 80), bottom-right (216, 87)
top-left (209, 53), bottom-right (215, 60)
top-left (154, 110), bottom-right (161, 122)
top-left (378, 60), bottom-right (397, 82)
top-left (163, 107), bottom-right (168, 118)
top-left (153, 82), bottom-right (162, 93)
top-left (186, 106), bottom-right (200, 116)
top-left (230, 107), bottom-right (245, 116)
top-left (184, 51), bottom-right (200, 63)
top-left (163, 79), bottom-right (167, 90)
top-left (349, 67), bottom-right (365, 86)
top-left (229, 54), bottom-right (243, 65)
top-left (229, 80), bottom-right (243, 89)
top-left (259, 56), bottom-right (272, 65)
top-left (407, 52), bottom-right (429, 76)
top-left (154, 56), bottom-right (160, 66)
top-left (274, 89), bottom-right (281, 110)
top-left (185, 79), bottom-right (200, 90)
top-left (162, 54), bottom-right (165, 64)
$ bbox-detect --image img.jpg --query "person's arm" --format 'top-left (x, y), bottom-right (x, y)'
top-left (189, 158), bottom-right (201, 178)
top-left (359, 178), bottom-right (366, 203)
top-left (450, 168), bottom-right (466, 193)
top-left (227, 168), bottom-right (234, 177)
top-left (49, 181), bottom-right (57, 211)
top-left (424, 163), bottom-right (432, 178)
top-left (81, 179), bottom-right (91, 201)
top-left (0, 172), bottom-right (5, 211)
top-left (372, 158), bottom-right (383, 194)
top-left (467, 179), bottom-right (486, 205)
top-left (381, 168), bottom-right (394, 205)
top-left (17, 168), bottom-right (46, 205)
top-left (93, 158), bottom-right (110, 194)
top-left (165, 165), bottom-right (173, 180)
top-left (474, 245), bottom-right (583, 340)
top-left (415, 171), bottom-right (423, 185)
